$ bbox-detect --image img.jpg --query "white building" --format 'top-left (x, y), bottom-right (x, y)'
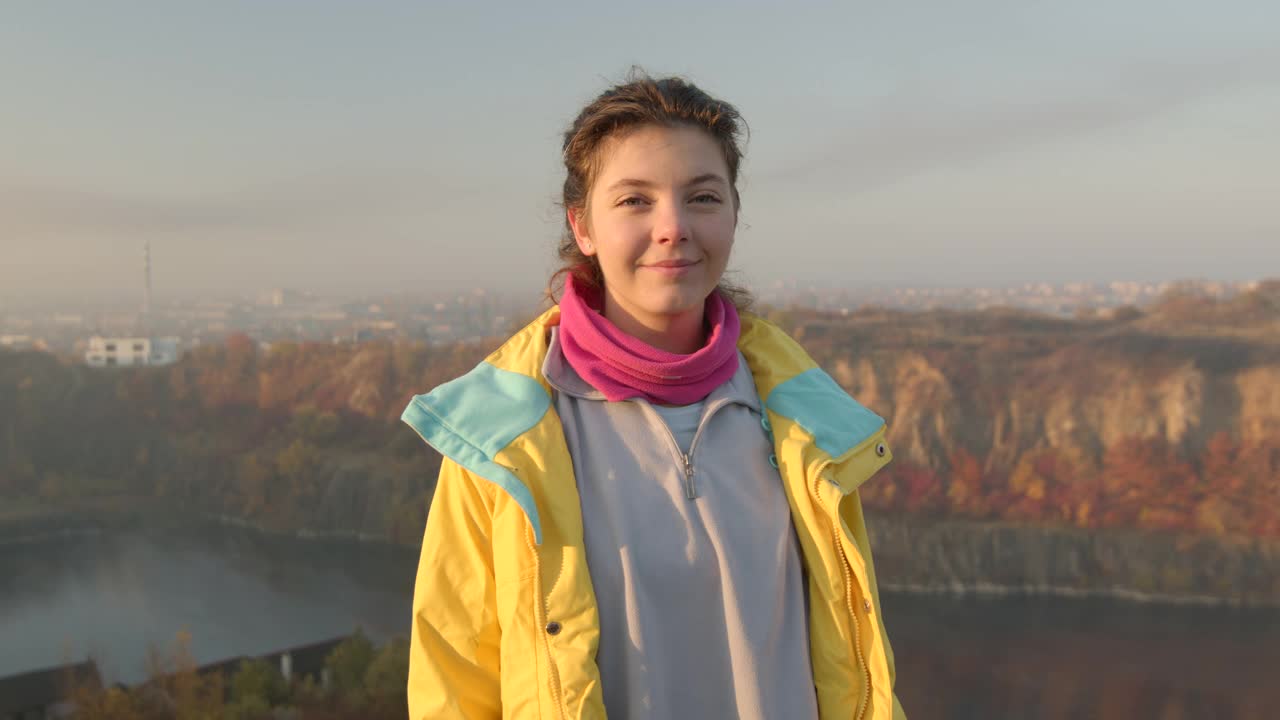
top-left (85, 336), bottom-right (179, 367)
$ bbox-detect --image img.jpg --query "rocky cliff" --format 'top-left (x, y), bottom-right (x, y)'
top-left (781, 280), bottom-right (1280, 538)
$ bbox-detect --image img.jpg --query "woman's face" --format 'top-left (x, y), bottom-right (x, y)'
top-left (568, 124), bottom-right (736, 327)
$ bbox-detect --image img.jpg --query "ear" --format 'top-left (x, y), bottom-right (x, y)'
top-left (567, 207), bottom-right (595, 256)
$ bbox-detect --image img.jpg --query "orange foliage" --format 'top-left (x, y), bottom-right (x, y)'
top-left (863, 433), bottom-right (1280, 540)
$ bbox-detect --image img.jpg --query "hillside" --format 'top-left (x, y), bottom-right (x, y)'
top-left (776, 279), bottom-right (1280, 538)
top-left (2, 280), bottom-right (1278, 602)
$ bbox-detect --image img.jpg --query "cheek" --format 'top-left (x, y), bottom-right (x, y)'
top-left (593, 225), bottom-right (645, 274)
top-left (706, 219), bottom-right (736, 256)
top-left (606, 226), bottom-right (650, 263)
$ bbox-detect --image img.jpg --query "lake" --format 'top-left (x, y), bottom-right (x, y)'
top-left (0, 524), bottom-right (413, 685)
top-left (2, 524), bottom-right (1277, 718)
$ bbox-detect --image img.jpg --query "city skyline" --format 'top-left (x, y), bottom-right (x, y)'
top-left (3, 2), bottom-right (1277, 296)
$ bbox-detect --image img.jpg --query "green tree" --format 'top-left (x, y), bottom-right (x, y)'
top-left (364, 636), bottom-right (410, 705)
top-left (289, 406), bottom-right (340, 444)
top-left (222, 695), bottom-right (270, 720)
top-left (275, 439), bottom-right (321, 515)
top-left (229, 657), bottom-right (288, 707)
top-left (234, 453), bottom-right (274, 517)
top-left (325, 630), bottom-right (376, 702)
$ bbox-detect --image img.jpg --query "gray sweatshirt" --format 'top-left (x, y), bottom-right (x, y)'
top-left (542, 327), bottom-right (819, 720)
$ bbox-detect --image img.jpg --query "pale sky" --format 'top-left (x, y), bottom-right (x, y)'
top-left (2, 1), bottom-right (1277, 300)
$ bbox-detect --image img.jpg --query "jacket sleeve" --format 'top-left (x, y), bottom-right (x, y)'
top-left (408, 457), bottom-right (503, 720)
top-left (842, 489), bottom-right (908, 720)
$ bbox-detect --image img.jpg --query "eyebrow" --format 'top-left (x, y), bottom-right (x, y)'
top-left (605, 173), bottom-right (728, 194)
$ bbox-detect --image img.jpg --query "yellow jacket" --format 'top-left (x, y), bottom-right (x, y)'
top-left (401, 307), bottom-right (906, 719)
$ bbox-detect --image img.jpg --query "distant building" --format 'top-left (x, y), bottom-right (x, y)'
top-left (0, 659), bottom-right (102, 720)
top-left (258, 288), bottom-right (302, 307)
top-left (258, 636), bottom-right (348, 688)
top-left (84, 336), bottom-right (179, 367)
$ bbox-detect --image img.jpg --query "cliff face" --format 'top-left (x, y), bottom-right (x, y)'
top-left (782, 282), bottom-right (1280, 539)
top-left (816, 322), bottom-right (1277, 481)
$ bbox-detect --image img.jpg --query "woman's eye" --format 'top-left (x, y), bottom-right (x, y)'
top-left (618, 194), bottom-right (719, 206)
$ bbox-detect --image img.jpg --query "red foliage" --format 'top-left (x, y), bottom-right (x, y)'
top-left (858, 432), bottom-right (1280, 540)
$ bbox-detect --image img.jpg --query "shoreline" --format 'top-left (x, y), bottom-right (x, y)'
top-left (3, 504), bottom-right (1276, 609)
top-left (877, 580), bottom-right (1277, 609)
top-left (201, 512), bottom-right (404, 547)
top-left (0, 504), bottom-right (406, 550)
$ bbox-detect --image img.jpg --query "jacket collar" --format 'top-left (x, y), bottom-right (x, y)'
top-left (401, 305), bottom-right (888, 544)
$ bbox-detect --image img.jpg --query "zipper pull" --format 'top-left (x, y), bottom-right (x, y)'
top-left (682, 453), bottom-right (697, 500)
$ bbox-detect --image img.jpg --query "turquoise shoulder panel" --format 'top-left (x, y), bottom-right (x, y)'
top-left (400, 361), bottom-right (548, 543)
top-left (764, 367), bottom-right (884, 458)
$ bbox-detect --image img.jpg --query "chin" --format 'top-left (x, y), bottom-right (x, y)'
top-left (645, 288), bottom-right (711, 317)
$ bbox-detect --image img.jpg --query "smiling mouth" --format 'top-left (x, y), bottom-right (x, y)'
top-left (646, 259), bottom-right (700, 269)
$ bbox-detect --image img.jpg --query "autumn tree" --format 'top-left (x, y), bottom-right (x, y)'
top-left (945, 447), bottom-right (987, 517)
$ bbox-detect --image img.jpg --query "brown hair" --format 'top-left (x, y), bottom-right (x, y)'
top-left (546, 70), bottom-right (753, 312)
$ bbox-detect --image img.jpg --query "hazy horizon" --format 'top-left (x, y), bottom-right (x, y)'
top-left (4, 2), bottom-right (1277, 298)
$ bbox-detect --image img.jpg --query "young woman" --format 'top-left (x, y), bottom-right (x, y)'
top-left (402, 74), bottom-right (906, 720)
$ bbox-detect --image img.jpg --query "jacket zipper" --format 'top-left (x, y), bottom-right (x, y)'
top-left (638, 397), bottom-right (735, 500)
top-left (526, 524), bottom-right (567, 720)
top-left (816, 472), bottom-right (872, 720)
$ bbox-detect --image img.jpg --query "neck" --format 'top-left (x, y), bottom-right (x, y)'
top-left (602, 292), bottom-right (706, 355)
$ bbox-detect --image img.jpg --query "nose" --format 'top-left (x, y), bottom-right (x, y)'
top-left (652, 200), bottom-right (691, 245)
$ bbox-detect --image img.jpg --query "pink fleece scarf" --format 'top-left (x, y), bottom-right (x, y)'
top-left (558, 273), bottom-right (740, 405)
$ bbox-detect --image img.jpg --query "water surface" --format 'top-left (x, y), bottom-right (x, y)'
top-left (2, 525), bottom-right (1277, 718)
top-left (0, 525), bottom-right (413, 685)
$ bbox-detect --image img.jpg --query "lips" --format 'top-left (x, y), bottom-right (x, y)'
top-left (647, 259), bottom-right (699, 268)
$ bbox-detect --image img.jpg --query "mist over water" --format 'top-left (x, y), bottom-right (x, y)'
top-left (3, 524), bottom-right (1277, 717)
top-left (0, 525), bottom-right (414, 685)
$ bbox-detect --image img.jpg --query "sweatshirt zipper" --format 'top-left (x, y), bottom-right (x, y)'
top-left (681, 452), bottom-right (695, 499)
top-left (639, 397), bottom-right (734, 500)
